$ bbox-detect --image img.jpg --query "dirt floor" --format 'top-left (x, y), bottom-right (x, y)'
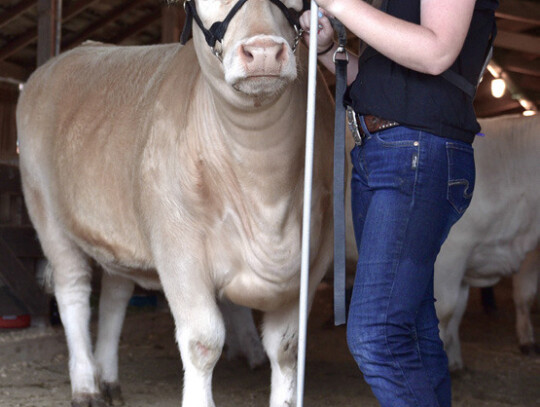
top-left (0, 278), bottom-right (538, 407)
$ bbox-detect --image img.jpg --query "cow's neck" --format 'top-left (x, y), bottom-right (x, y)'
top-left (202, 79), bottom-right (307, 201)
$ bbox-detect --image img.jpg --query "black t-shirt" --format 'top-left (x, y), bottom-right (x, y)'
top-left (345, 0), bottom-right (498, 143)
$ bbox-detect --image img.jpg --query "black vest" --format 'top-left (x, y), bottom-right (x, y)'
top-left (346, 0), bottom-right (498, 143)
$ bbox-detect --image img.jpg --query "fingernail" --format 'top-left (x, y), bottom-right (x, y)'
top-left (318, 11), bottom-right (323, 18)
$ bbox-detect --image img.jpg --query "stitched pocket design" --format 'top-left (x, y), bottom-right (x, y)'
top-left (446, 142), bottom-right (475, 215)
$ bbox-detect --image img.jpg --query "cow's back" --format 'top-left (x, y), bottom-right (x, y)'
top-left (17, 42), bottom-right (200, 272)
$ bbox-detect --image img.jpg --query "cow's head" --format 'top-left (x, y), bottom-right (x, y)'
top-left (182, 0), bottom-right (304, 101)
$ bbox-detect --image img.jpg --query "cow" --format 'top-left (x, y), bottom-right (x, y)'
top-left (16, 1), bottom-right (336, 406)
top-left (434, 113), bottom-right (540, 371)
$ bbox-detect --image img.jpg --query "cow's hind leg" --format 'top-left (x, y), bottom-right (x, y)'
top-left (219, 299), bottom-right (267, 369)
top-left (513, 247), bottom-right (540, 355)
top-left (94, 271), bottom-right (135, 405)
top-left (49, 244), bottom-right (104, 406)
top-left (262, 303), bottom-right (299, 407)
top-left (21, 184), bottom-right (103, 405)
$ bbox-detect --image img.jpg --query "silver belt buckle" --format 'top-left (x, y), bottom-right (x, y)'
top-left (346, 106), bottom-right (363, 146)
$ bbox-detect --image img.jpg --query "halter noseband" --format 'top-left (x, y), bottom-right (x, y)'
top-left (181, 0), bottom-right (304, 60)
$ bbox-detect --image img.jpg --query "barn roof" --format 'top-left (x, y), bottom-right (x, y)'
top-left (0, 0), bottom-right (538, 117)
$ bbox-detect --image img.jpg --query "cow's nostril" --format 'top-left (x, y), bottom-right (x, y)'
top-left (242, 45), bottom-right (254, 62)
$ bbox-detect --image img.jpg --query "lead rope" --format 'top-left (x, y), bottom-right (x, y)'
top-left (331, 18), bottom-right (348, 326)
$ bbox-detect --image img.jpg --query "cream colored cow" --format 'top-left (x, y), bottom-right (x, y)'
top-left (16, 1), bottom-right (335, 406)
top-left (435, 114), bottom-right (540, 371)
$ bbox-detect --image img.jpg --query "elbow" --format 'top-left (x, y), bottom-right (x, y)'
top-left (424, 62), bottom-right (452, 76)
top-left (421, 52), bottom-right (458, 76)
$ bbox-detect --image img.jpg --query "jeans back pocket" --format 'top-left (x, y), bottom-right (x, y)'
top-left (446, 142), bottom-right (475, 215)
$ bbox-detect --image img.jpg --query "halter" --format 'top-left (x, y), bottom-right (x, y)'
top-left (181, 0), bottom-right (304, 60)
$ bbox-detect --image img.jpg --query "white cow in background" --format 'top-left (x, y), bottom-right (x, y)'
top-left (16, 1), bottom-right (335, 406)
top-left (435, 113), bottom-right (540, 371)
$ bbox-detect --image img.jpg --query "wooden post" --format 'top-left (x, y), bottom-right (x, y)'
top-left (161, 2), bottom-right (185, 44)
top-left (37, 0), bottom-right (62, 67)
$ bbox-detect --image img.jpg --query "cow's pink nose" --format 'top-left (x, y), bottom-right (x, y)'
top-left (240, 39), bottom-right (287, 75)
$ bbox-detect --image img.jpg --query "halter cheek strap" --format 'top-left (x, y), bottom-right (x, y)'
top-left (181, 0), bottom-right (303, 59)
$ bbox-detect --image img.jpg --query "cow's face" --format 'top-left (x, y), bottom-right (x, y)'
top-left (192, 0), bottom-right (304, 100)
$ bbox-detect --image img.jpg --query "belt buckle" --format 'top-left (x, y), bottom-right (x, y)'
top-left (346, 106), bottom-right (363, 146)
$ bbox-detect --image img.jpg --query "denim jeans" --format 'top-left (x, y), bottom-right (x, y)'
top-left (346, 119), bottom-right (475, 407)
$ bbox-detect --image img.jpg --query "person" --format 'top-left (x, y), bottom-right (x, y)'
top-left (299, 1), bottom-right (498, 406)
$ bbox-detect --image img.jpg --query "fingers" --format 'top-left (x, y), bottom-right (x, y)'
top-left (300, 9), bottom-right (335, 53)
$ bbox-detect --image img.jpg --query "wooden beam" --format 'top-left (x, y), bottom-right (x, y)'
top-left (112, 10), bottom-right (162, 44)
top-left (496, 54), bottom-right (540, 77)
top-left (63, 0), bottom-right (148, 50)
top-left (494, 30), bottom-right (540, 55)
top-left (37, 0), bottom-right (62, 66)
top-left (496, 0), bottom-right (540, 26)
top-left (62, 0), bottom-right (101, 22)
top-left (0, 0), bottom-right (102, 63)
top-left (161, 3), bottom-right (185, 44)
top-left (0, 0), bottom-right (36, 30)
top-left (0, 28), bottom-right (37, 62)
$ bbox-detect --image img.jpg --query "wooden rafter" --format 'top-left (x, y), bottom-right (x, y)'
top-left (63, 0), bottom-right (148, 50)
top-left (494, 30), bottom-right (540, 56)
top-left (0, 0), bottom-right (35, 30)
top-left (63, 0), bottom-right (101, 21)
top-left (0, 0), bottom-right (101, 62)
top-left (111, 9), bottom-right (162, 44)
top-left (496, 54), bottom-right (540, 77)
top-left (496, 0), bottom-right (540, 26)
top-left (0, 27), bottom-right (36, 62)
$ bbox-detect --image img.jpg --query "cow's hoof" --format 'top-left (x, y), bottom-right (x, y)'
top-left (519, 343), bottom-right (540, 355)
top-left (519, 344), bottom-right (533, 355)
top-left (101, 382), bottom-right (124, 406)
top-left (449, 365), bottom-right (470, 380)
top-left (71, 393), bottom-right (107, 407)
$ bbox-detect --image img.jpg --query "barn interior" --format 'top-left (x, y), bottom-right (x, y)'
top-left (0, 1), bottom-right (538, 406)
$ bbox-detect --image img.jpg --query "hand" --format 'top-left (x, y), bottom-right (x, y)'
top-left (299, 9), bottom-right (335, 54)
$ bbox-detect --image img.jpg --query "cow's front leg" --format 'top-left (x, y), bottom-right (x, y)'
top-left (158, 264), bottom-right (225, 407)
top-left (262, 303), bottom-right (299, 407)
top-left (94, 271), bottom-right (135, 405)
top-left (513, 247), bottom-right (540, 355)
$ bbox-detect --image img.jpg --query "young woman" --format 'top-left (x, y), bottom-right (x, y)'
top-left (300, 1), bottom-right (498, 406)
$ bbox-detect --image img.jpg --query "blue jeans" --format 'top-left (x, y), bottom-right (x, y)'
top-left (346, 119), bottom-right (475, 407)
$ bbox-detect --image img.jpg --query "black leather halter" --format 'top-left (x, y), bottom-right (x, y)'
top-left (180, 0), bottom-right (304, 60)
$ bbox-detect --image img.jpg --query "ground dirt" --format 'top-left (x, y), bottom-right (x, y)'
top-left (0, 278), bottom-right (538, 407)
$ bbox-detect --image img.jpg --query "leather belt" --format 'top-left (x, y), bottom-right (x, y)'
top-left (346, 106), bottom-right (400, 146)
